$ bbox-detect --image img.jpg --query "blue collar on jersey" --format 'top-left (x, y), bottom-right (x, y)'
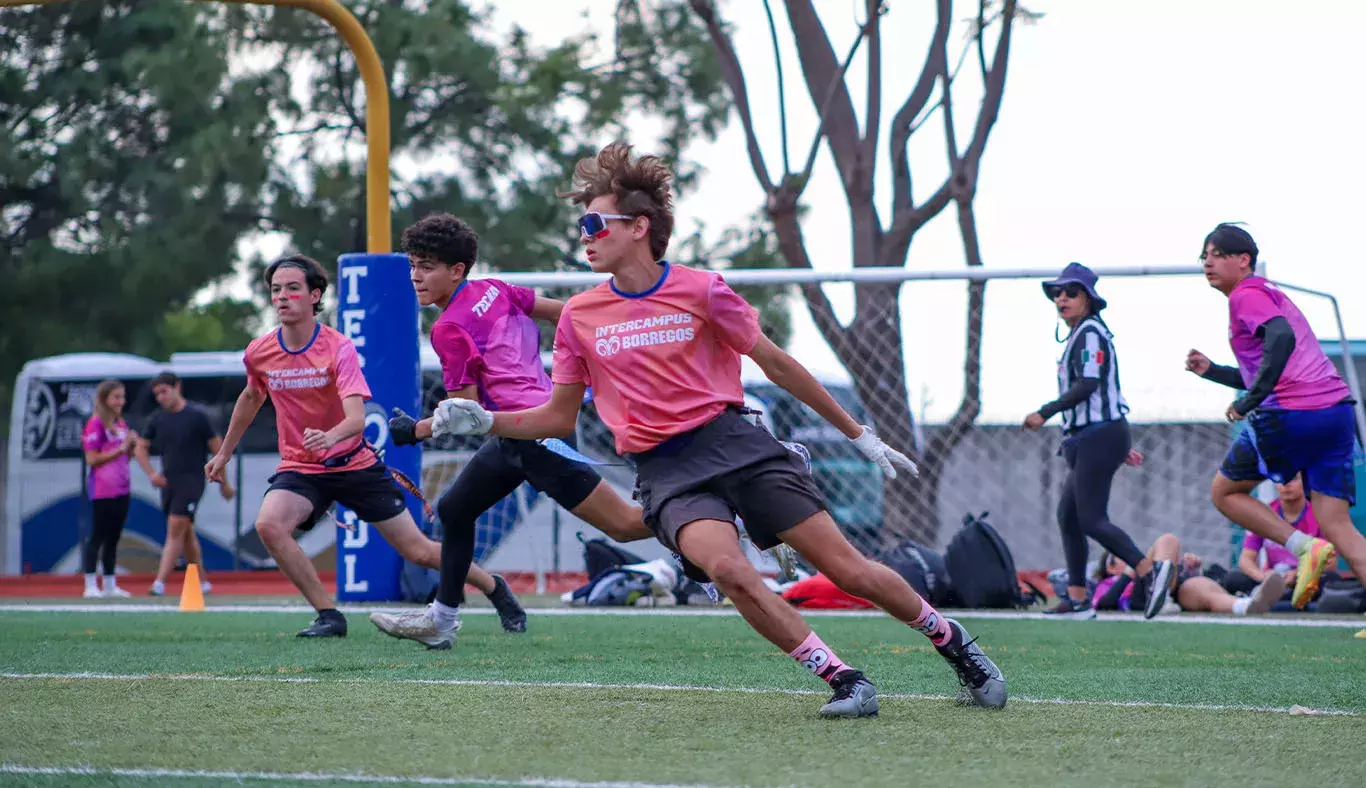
top-left (276, 322), bottom-right (321, 355)
top-left (610, 261), bottom-right (671, 299)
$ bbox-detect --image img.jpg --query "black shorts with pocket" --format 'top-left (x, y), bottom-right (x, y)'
top-left (161, 473), bottom-right (207, 520)
top-left (631, 408), bottom-right (826, 555)
top-left (267, 462), bottom-right (408, 531)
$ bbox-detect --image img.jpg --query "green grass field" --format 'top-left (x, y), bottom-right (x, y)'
top-left (2, 603), bottom-right (1364, 788)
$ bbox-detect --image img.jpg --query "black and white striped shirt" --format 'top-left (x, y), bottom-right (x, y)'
top-left (1051, 317), bottom-right (1128, 432)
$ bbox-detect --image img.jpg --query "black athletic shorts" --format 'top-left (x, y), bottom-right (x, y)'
top-left (631, 408), bottom-right (826, 555)
top-left (267, 462), bottom-right (408, 531)
top-left (161, 473), bottom-right (207, 520)
top-left (475, 436), bottom-right (602, 511)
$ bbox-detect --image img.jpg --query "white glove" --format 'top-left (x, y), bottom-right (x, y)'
top-left (431, 397), bottom-right (494, 437)
top-left (851, 426), bottom-right (919, 479)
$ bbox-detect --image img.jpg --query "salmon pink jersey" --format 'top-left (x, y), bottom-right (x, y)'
top-left (244, 323), bottom-right (376, 474)
top-left (552, 262), bottom-right (760, 454)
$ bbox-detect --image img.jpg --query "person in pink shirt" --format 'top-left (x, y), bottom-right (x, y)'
top-left (205, 255), bottom-right (520, 638)
top-left (431, 143), bottom-right (1007, 717)
top-left (1185, 223), bottom-right (1365, 609)
top-left (369, 213), bottom-right (648, 650)
top-left (80, 379), bottom-right (138, 598)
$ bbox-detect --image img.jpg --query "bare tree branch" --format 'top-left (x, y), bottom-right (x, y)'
top-left (976, 0), bottom-right (989, 83)
top-left (762, 0), bottom-right (791, 177)
top-left (859, 0), bottom-right (884, 195)
top-left (689, 0), bottom-right (775, 193)
top-left (889, 0), bottom-right (950, 213)
top-left (904, 29), bottom-right (977, 139)
top-left (793, 22), bottom-right (872, 193)
top-left (961, 0), bottom-right (1017, 174)
top-left (940, 58), bottom-right (960, 166)
top-left (783, 0), bottom-right (862, 195)
top-left (767, 194), bottom-right (849, 352)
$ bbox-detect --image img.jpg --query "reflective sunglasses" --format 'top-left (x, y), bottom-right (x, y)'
top-left (1045, 283), bottom-right (1085, 300)
top-left (577, 212), bottom-right (634, 238)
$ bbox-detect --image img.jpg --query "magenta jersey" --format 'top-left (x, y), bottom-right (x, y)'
top-left (1244, 499), bottom-right (1321, 570)
top-left (430, 278), bottom-right (552, 411)
top-left (1227, 277), bottom-right (1349, 410)
top-left (552, 263), bottom-right (760, 455)
top-left (244, 323), bottom-right (376, 475)
top-left (82, 416), bottom-right (130, 499)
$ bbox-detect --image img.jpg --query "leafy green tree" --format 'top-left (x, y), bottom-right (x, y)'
top-left (0, 1), bottom-right (276, 428)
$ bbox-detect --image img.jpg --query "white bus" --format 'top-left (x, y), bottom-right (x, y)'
top-left (5, 349), bottom-right (882, 578)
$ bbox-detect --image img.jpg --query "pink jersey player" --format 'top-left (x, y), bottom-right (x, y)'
top-left (243, 322), bottom-right (375, 474)
top-left (425, 143), bottom-right (1006, 718)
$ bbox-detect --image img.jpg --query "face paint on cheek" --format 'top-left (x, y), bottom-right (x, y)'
top-left (288, 293), bottom-right (303, 300)
top-left (594, 229), bottom-right (611, 240)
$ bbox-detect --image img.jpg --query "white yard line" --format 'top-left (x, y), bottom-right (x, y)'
top-left (0, 603), bottom-right (1361, 628)
top-left (0, 764), bottom-right (726, 788)
top-left (1, 671), bottom-right (1358, 717)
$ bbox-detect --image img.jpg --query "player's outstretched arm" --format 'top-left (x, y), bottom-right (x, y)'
top-left (430, 382), bottom-right (585, 441)
top-left (207, 385), bottom-right (266, 481)
top-left (747, 334), bottom-right (918, 479)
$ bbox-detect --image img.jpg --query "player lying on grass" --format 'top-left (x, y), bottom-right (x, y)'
top-left (369, 213), bottom-right (652, 650)
top-left (425, 142), bottom-right (1007, 718)
top-left (205, 255), bottom-right (526, 638)
top-left (1093, 533), bottom-right (1285, 616)
top-left (1187, 223), bottom-right (1366, 611)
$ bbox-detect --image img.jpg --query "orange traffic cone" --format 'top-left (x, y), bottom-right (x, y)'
top-left (179, 564), bottom-right (206, 612)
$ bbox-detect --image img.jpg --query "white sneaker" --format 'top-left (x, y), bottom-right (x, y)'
top-left (103, 586), bottom-right (132, 598)
top-left (82, 587), bottom-right (102, 599)
top-left (369, 608), bottom-right (460, 650)
top-left (1246, 573), bottom-right (1287, 615)
top-left (200, 581), bottom-right (213, 595)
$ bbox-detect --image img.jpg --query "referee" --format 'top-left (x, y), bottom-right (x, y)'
top-left (1023, 263), bottom-right (1173, 620)
top-left (134, 372), bottom-right (234, 596)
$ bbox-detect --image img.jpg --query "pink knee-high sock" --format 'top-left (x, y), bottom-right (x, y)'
top-left (788, 631), bottom-right (850, 684)
top-left (910, 600), bottom-right (953, 647)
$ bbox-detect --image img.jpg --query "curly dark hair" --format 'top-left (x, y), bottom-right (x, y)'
top-left (560, 141), bottom-right (674, 260)
top-left (264, 254), bottom-right (329, 315)
top-left (400, 213), bottom-right (479, 276)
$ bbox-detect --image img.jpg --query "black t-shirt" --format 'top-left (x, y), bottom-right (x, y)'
top-left (144, 404), bottom-right (217, 476)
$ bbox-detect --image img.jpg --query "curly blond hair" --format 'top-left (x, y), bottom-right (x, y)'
top-left (561, 142), bottom-right (675, 260)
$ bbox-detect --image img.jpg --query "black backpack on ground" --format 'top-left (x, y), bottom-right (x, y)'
top-left (878, 540), bottom-right (957, 608)
top-left (944, 512), bottom-right (1030, 609)
top-left (1316, 576), bottom-right (1366, 614)
top-left (580, 533), bottom-right (647, 581)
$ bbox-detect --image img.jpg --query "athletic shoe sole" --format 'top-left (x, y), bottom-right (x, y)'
top-left (1144, 561), bottom-right (1174, 620)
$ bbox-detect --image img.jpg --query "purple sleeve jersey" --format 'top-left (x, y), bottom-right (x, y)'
top-left (429, 278), bottom-right (552, 411)
top-left (1227, 277), bottom-right (1349, 410)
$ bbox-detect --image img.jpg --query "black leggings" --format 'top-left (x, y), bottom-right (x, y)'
top-left (1058, 421), bottom-right (1146, 588)
top-left (83, 495), bottom-right (130, 575)
top-left (435, 442), bottom-right (527, 608)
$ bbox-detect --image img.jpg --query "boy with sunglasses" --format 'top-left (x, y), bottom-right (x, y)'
top-left (1186, 223), bottom-right (1366, 610)
top-left (429, 143), bottom-right (1007, 717)
top-left (369, 213), bottom-right (652, 650)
